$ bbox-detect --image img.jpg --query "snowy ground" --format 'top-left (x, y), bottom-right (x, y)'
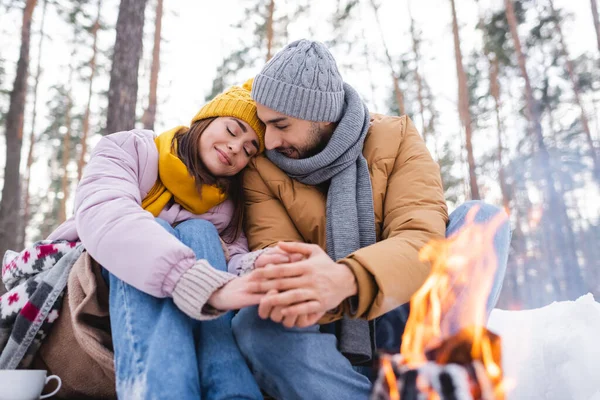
top-left (488, 294), bottom-right (600, 400)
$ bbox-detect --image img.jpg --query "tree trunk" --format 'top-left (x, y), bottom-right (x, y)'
top-left (505, 0), bottom-right (585, 299)
top-left (0, 0), bottom-right (37, 261)
top-left (549, 0), bottom-right (600, 182)
top-left (59, 36), bottom-right (77, 224)
top-left (265, 0), bottom-right (275, 62)
top-left (591, 0), bottom-right (600, 53)
top-left (78, 0), bottom-right (103, 181)
top-left (360, 28), bottom-right (378, 107)
top-left (489, 57), bottom-right (511, 213)
top-left (391, 74), bottom-right (405, 116)
top-left (408, 3), bottom-right (427, 141)
top-left (59, 93), bottom-right (72, 224)
top-left (368, 0), bottom-right (405, 115)
top-left (450, 0), bottom-right (480, 200)
top-left (141, 0), bottom-right (162, 131)
top-left (476, 0), bottom-right (509, 210)
top-left (20, 0), bottom-right (47, 248)
top-left (106, 0), bottom-right (148, 134)
top-left (593, 99), bottom-right (600, 141)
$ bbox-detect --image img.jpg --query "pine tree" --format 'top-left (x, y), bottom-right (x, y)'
top-left (141, 0), bottom-right (162, 131)
top-left (476, 2), bottom-right (511, 213)
top-left (408, 2), bottom-right (428, 142)
top-left (505, 0), bottom-right (585, 299)
top-left (0, 0), bottom-right (38, 260)
top-left (21, 0), bottom-right (48, 247)
top-left (368, 0), bottom-right (405, 115)
top-left (591, 0), bottom-right (600, 53)
top-left (106, 0), bottom-right (148, 133)
top-left (206, 0), bottom-right (311, 100)
top-left (265, 0), bottom-right (275, 61)
top-left (78, 0), bottom-right (103, 180)
top-left (33, 84), bottom-right (79, 240)
top-left (547, 0), bottom-right (599, 182)
top-left (450, 0), bottom-right (480, 200)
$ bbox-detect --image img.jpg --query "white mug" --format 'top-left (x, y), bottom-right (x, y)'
top-left (0, 369), bottom-right (61, 400)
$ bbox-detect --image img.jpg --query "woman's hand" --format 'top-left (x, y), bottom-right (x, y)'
top-left (254, 245), bottom-right (305, 269)
top-left (208, 245), bottom-right (308, 312)
top-left (207, 274), bottom-right (265, 311)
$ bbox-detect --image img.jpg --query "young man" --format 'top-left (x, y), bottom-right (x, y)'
top-left (233, 39), bottom-right (510, 400)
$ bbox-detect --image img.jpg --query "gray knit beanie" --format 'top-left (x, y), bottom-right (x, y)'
top-left (251, 39), bottom-right (345, 122)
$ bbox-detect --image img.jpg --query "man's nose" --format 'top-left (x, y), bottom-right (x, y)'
top-left (264, 128), bottom-right (283, 150)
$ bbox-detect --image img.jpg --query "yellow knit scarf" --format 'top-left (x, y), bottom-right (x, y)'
top-left (141, 127), bottom-right (227, 217)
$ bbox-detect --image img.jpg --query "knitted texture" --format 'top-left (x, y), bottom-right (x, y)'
top-left (172, 260), bottom-right (236, 320)
top-left (266, 82), bottom-right (375, 363)
top-left (252, 39), bottom-right (345, 122)
top-left (192, 82), bottom-right (265, 152)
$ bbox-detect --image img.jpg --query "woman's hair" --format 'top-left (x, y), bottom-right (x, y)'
top-left (173, 117), bottom-right (245, 243)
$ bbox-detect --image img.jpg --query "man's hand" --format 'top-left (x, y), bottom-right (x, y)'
top-left (249, 241), bottom-right (358, 327)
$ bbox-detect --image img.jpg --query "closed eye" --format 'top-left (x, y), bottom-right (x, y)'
top-left (227, 127), bottom-right (235, 136)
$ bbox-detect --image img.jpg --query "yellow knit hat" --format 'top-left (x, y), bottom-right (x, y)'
top-left (191, 79), bottom-right (265, 152)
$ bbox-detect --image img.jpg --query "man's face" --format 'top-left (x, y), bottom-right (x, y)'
top-left (256, 104), bottom-right (334, 159)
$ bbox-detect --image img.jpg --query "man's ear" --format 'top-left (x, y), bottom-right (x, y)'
top-left (321, 121), bottom-right (336, 135)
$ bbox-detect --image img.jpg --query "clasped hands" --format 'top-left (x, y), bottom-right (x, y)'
top-left (208, 242), bottom-right (357, 328)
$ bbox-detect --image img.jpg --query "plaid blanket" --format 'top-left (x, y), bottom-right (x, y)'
top-left (0, 240), bottom-right (83, 369)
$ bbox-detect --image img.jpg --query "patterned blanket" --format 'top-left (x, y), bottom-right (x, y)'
top-left (0, 241), bottom-right (83, 368)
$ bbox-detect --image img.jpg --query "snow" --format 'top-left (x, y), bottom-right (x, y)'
top-left (488, 294), bottom-right (600, 400)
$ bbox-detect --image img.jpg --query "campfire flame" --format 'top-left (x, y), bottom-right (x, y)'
top-left (399, 206), bottom-right (508, 398)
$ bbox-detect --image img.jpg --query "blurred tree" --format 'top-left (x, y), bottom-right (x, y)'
top-left (54, 0), bottom-right (94, 224)
top-left (530, 1), bottom-right (600, 297)
top-left (386, 49), bottom-right (464, 208)
top-left (505, 0), bottom-right (585, 299)
top-left (31, 83), bottom-right (82, 240)
top-left (141, 0), bottom-right (162, 131)
top-left (408, 2), bottom-right (427, 142)
top-left (591, 0), bottom-right (600, 53)
top-left (0, 58), bottom-right (6, 124)
top-left (106, 0), bottom-right (148, 133)
top-left (20, 0), bottom-right (47, 248)
top-left (450, 0), bottom-right (480, 200)
top-left (476, 2), bottom-right (511, 214)
top-left (368, 0), bottom-right (405, 115)
top-left (360, 28), bottom-right (377, 107)
top-left (206, 0), bottom-right (273, 100)
top-left (478, 3), bottom-right (546, 307)
top-left (547, 0), bottom-right (599, 182)
top-left (78, 0), bottom-right (104, 179)
top-left (0, 0), bottom-right (37, 261)
top-left (206, 0), bottom-right (310, 101)
top-left (265, 0), bottom-right (274, 61)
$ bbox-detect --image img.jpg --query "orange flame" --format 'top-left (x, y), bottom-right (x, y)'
top-left (400, 206), bottom-right (507, 385)
top-left (381, 357), bottom-right (400, 400)
top-left (528, 205), bottom-right (543, 229)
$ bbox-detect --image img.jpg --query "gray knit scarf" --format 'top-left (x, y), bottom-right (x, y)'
top-left (266, 83), bottom-right (376, 363)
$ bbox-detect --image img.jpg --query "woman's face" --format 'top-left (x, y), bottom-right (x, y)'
top-left (199, 117), bottom-right (260, 176)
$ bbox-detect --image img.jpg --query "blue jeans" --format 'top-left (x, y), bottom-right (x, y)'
top-left (231, 201), bottom-right (511, 400)
top-left (105, 218), bottom-right (262, 400)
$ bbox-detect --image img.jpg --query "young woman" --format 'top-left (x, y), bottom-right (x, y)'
top-left (42, 83), bottom-right (271, 399)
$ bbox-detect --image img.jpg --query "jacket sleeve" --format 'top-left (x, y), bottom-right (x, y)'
top-left (243, 159), bottom-right (305, 250)
top-left (338, 117), bottom-right (448, 321)
top-left (225, 231), bottom-right (252, 274)
top-left (74, 130), bottom-right (198, 298)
